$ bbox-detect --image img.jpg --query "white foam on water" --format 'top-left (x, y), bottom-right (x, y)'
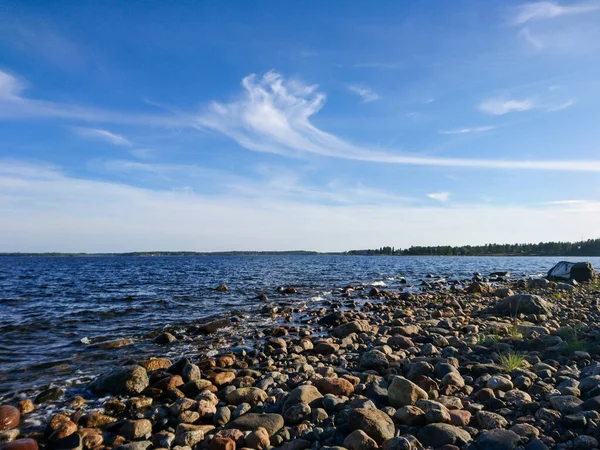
top-left (370, 281), bottom-right (387, 287)
top-left (80, 337), bottom-right (91, 344)
top-left (309, 295), bottom-right (324, 301)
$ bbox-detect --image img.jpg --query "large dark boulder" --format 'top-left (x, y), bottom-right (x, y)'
top-left (547, 261), bottom-right (596, 283)
top-left (487, 294), bottom-right (552, 316)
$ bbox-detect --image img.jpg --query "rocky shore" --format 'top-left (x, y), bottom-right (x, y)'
top-left (2, 264), bottom-right (600, 450)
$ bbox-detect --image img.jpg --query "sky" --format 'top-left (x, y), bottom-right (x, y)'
top-left (1, 1), bottom-right (600, 252)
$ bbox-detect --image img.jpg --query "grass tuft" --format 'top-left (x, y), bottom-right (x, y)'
top-left (498, 351), bottom-right (525, 371)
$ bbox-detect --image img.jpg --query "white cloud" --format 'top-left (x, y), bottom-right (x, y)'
top-left (477, 98), bottom-right (537, 115)
top-left (512, 1), bottom-right (600, 24)
top-left (197, 71), bottom-right (599, 171)
top-left (1, 160), bottom-right (599, 252)
top-left (518, 27), bottom-right (545, 49)
top-left (347, 84), bottom-right (381, 103)
top-left (439, 126), bottom-right (496, 135)
top-left (72, 127), bottom-right (133, 147)
top-left (0, 69), bottom-right (598, 172)
top-left (427, 192), bottom-right (451, 202)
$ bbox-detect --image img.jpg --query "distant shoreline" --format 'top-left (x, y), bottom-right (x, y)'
top-left (2, 252), bottom-right (600, 257)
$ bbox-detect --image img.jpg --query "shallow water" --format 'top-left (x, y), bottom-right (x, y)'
top-left (1, 254), bottom-right (599, 399)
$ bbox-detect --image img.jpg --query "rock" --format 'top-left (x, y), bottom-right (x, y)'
top-left (15, 401), bottom-right (33, 416)
top-left (495, 288), bottom-right (514, 298)
top-left (487, 376), bottom-right (513, 391)
top-left (314, 342), bottom-right (339, 355)
top-left (416, 399), bottom-right (451, 424)
top-left (52, 432), bottom-right (82, 450)
top-left (547, 261), bottom-right (597, 282)
top-left (0, 406), bottom-right (20, 431)
top-left (283, 385), bottom-right (322, 412)
top-left (315, 377), bottom-right (354, 396)
top-left (213, 372), bottom-right (235, 386)
top-left (225, 387), bottom-right (267, 406)
top-left (332, 320), bottom-right (370, 338)
top-left (283, 402), bottom-right (311, 425)
top-left (388, 376), bottom-right (428, 408)
top-left (215, 284), bottom-right (228, 292)
top-left (174, 428), bottom-right (204, 447)
top-left (573, 435), bottom-right (599, 450)
top-left (343, 430), bottom-right (378, 450)
top-left (120, 420), bottom-right (153, 440)
top-left (0, 430), bottom-right (20, 444)
top-left (208, 436), bottom-right (235, 450)
top-left (549, 395), bottom-right (582, 414)
top-left (197, 319), bottom-right (232, 334)
top-left (49, 421), bottom-right (77, 442)
top-left (417, 423), bottom-right (472, 447)
top-left (113, 441), bottom-right (151, 450)
top-left (467, 282), bottom-right (492, 295)
top-left (0, 439), bottom-right (39, 450)
top-left (476, 429), bottom-right (521, 450)
top-left (489, 294), bottom-right (552, 316)
top-left (360, 350), bottom-right (389, 370)
top-left (449, 410), bottom-right (472, 427)
top-left (214, 407), bottom-right (231, 426)
top-left (246, 427), bottom-right (270, 450)
top-left (227, 413), bottom-right (284, 436)
top-left (139, 358), bottom-right (172, 371)
top-left (477, 411), bottom-right (508, 429)
top-left (34, 387), bottom-right (64, 403)
top-left (394, 406), bottom-right (425, 426)
top-left (153, 332), bottom-right (177, 344)
top-left (88, 365), bottom-right (149, 395)
top-left (509, 424), bottom-right (540, 439)
top-left (348, 408), bottom-right (395, 444)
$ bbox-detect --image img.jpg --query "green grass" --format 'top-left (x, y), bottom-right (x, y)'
top-left (565, 338), bottom-right (591, 354)
top-left (498, 352), bottom-right (525, 371)
top-left (478, 333), bottom-right (501, 345)
top-left (507, 325), bottom-right (523, 339)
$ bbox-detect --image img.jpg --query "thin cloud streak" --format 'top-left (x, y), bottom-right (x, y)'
top-left (478, 98), bottom-right (537, 115)
top-left (512, 1), bottom-right (600, 24)
top-left (347, 84), bottom-right (381, 103)
top-left (427, 192), bottom-right (451, 202)
top-left (439, 126), bottom-right (496, 135)
top-left (72, 127), bottom-right (133, 147)
top-left (197, 71), bottom-right (600, 172)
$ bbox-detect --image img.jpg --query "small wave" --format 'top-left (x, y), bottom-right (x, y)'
top-left (370, 281), bottom-right (387, 287)
top-left (309, 295), bottom-right (324, 301)
top-left (80, 337), bottom-right (91, 345)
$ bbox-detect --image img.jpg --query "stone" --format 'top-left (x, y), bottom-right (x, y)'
top-left (197, 319), bottom-right (232, 334)
top-left (343, 430), bottom-right (378, 450)
top-left (547, 261), bottom-right (597, 282)
top-left (490, 294), bottom-right (552, 316)
top-left (283, 385), bottom-right (323, 413)
top-left (487, 376), bottom-right (513, 391)
top-left (154, 332), bottom-right (177, 344)
top-left (283, 402), bottom-right (311, 425)
top-left (227, 413), bottom-right (284, 436)
top-left (174, 429), bottom-right (204, 447)
top-left (0, 439), bottom-right (39, 450)
top-left (214, 407), bottom-right (231, 426)
top-left (208, 436), bottom-right (235, 450)
top-left (348, 408), bottom-right (395, 444)
top-left (88, 365), bottom-right (149, 395)
top-left (442, 372), bottom-right (465, 388)
top-left (416, 399), bottom-right (451, 424)
top-left (0, 406), bottom-right (20, 431)
top-left (225, 387), bottom-right (267, 406)
top-left (549, 395), bottom-right (583, 414)
top-left (314, 342), bottom-right (339, 355)
top-left (509, 424), bottom-right (540, 439)
top-left (245, 427), bottom-right (270, 450)
top-left (388, 376), bottom-right (428, 408)
top-left (477, 411), bottom-right (508, 429)
top-left (120, 420), bottom-right (153, 440)
top-left (0, 430), bottom-right (20, 444)
top-left (417, 423), bottom-right (472, 447)
top-left (139, 358), bottom-right (172, 371)
top-left (360, 350), bottom-right (389, 370)
top-left (34, 387), bottom-right (64, 403)
top-left (394, 406), bottom-right (425, 425)
top-left (476, 429), bottom-right (521, 450)
top-left (15, 401), bottom-right (33, 415)
top-left (85, 412), bottom-right (117, 428)
top-left (315, 377), bottom-right (354, 396)
top-left (573, 435), bottom-right (599, 450)
top-left (332, 320), bottom-right (370, 338)
top-left (213, 372), bottom-right (236, 386)
top-left (449, 410), bottom-right (471, 427)
top-left (49, 421), bottom-right (77, 441)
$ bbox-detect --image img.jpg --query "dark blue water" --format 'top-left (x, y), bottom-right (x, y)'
top-left (1, 255), bottom-right (599, 400)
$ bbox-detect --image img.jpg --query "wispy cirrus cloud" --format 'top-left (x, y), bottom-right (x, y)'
top-left (518, 27), bottom-right (545, 49)
top-left (477, 98), bottom-right (537, 115)
top-left (427, 192), bottom-right (451, 202)
top-left (439, 126), bottom-right (496, 135)
top-left (72, 127), bottom-right (133, 147)
top-left (512, 1), bottom-right (600, 24)
top-left (1, 69), bottom-right (599, 172)
top-left (347, 84), bottom-right (381, 103)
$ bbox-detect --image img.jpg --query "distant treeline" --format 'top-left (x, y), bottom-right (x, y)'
top-left (346, 239), bottom-right (600, 256)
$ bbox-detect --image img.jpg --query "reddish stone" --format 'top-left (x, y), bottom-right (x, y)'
top-left (0, 439), bottom-right (39, 450)
top-left (208, 436), bottom-right (236, 450)
top-left (0, 406), bottom-right (20, 431)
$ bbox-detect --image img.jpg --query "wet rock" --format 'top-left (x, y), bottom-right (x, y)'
top-left (88, 365), bottom-right (149, 395)
top-left (153, 332), bottom-right (177, 345)
top-left (388, 376), bottom-right (428, 408)
top-left (348, 408), bottom-right (395, 444)
top-left (0, 439), bottom-right (38, 450)
top-left (88, 338), bottom-right (134, 350)
top-left (139, 358), bottom-right (172, 372)
top-left (0, 406), bottom-right (20, 431)
top-left (215, 284), bottom-right (228, 292)
top-left (49, 421), bottom-right (77, 442)
top-left (34, 387), bottom-right (64, 404)
top-left (0, 430), bottom-right (20, 445)
top-left (344, 429), bottom-right (378, 450)
top-left (227, 413), bottom-right (284, 436)
top-left (197, 319), bottom-right (232, 334)
top-left (15, 401), bottom-right (33, 416)
top-left (417, 423), bottom-right (472, 447)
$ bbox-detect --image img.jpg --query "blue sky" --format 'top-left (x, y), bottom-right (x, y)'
top-left (1, 1), bottom-right (600, 252)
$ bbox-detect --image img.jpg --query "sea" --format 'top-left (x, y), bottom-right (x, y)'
top-left (1, 255), bottom-right (599, 401)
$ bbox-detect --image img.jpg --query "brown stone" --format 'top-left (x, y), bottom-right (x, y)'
top-left (314, 377), bottom-right (354, 396)
top-left (49, 421), bottom-right (77, 441)
top-left (16, 401), bottom-right (34, 415)
top-left (208, 436), bottom-right (235, 450)
top-left (0, 439), bottom-right (39, 450)
top-left (0, 406), bottom-right (20, 431)
top-left (213, 372), bottom-right (236, 386)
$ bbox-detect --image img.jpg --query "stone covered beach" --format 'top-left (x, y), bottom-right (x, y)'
top-left (2, 263), bottom-right (600, 450)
